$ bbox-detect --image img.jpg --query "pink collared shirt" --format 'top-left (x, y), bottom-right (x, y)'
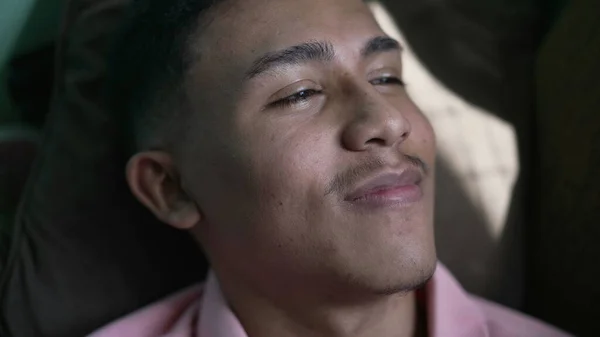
top-left (90, 264), bottom-right (571, 336)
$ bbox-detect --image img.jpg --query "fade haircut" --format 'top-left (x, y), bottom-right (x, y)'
top-left (108, 0), bottom-right (225, 152)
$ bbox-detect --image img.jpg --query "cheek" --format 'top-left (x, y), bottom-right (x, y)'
top-left (405, 111), bottom-right (436, 206)
top-left (409, 111), bottom-right (436, 161)
top-left (252, 131), bottom-right (331, 205)
top-left (231, 131), bottom-right (335, 256)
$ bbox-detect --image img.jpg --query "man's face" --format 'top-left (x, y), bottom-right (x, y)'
top-left (179, 0), bottom-right (436, 293)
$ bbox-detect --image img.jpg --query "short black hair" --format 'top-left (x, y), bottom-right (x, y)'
top-left (108, 0), bottom-right (225, 152)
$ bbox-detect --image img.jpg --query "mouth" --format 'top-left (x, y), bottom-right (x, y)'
top-left (344, 169), bottom-right (423, 207)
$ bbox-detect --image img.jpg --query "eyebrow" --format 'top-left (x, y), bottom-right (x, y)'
top-left (361, 36), bottom-right (402, 58)
top-left (246, 41), bottom-right (335, 79)
top-left (245, 36), bottom-right (402, 80)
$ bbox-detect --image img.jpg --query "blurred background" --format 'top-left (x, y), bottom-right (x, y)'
top-left (1, 0), bottom-right (61, 259)
top-left (1, 0), bottom-right (598, 336)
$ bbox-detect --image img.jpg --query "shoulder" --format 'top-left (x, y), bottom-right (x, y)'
top-left (471, 296), bottom-right (573, 337)
top-left (89, 284), bottom-right (204, 337)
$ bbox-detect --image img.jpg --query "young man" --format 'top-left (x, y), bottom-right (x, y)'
top-left (93, 0), bottom-right (570, 336)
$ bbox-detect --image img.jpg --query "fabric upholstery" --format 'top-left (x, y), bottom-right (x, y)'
top-left (0, 1), bottom-right (205, 336)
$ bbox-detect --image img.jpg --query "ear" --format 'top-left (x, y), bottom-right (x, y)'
top-left (126, 151), bottom-right (201, 229)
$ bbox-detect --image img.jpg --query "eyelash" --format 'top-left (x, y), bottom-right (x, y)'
top-left (270, 89), bottom-right (323, 109)
top-left (370, 76), bottom-right (406, 86)
top-left (269, 76), bottom-right (405, 109)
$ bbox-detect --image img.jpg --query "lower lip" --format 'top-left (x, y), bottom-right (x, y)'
top-left (347, 184), bottom-right (423, 207)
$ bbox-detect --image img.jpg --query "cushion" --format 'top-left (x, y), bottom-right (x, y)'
top-left (0, 126), bottom-right (39, 265)
top-left (0, 1), bottom-right (206, 336)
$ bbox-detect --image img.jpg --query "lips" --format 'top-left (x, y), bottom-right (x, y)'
top-left (344, 170), bottom-right (423, 206)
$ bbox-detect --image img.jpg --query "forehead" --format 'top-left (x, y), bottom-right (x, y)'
top-left (189, 0), bottom-right (384, 79)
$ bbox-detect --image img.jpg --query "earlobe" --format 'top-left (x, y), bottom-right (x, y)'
top-left (167, 201), bottom-right (201, 229)
top-left (126, 151), bottom-right (201, 230)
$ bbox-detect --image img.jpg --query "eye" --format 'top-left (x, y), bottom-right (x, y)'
top-left (269, 89), bottom-right (323, 109)
top-left (370, 76), bottom-right (405, 86)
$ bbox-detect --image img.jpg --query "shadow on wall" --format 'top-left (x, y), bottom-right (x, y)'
top-left (433, 155), bottom-right (524, 310)
top-left (433, 155), bottom-right (494, 297)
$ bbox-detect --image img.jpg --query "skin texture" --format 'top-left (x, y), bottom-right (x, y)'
top-left (126, 0), bottom-right (437, 336)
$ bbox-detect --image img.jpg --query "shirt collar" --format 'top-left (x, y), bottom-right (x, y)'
top-left (198, 263), bottom-right (489, 337)
top-left (425, 263), bottom-right (489, 337)
top-left (198, 272), bottom-right (247, 337)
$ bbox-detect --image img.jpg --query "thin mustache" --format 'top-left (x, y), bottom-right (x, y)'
top-left (324, 154), bottom-right (428, 197)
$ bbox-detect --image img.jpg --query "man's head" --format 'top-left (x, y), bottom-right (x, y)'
top-left (118, 0), bottom-right (437, 300)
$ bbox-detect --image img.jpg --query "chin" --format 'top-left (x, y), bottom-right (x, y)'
top-left (373, 259), bottom-right (437, 295)
top-left (342, 243), bottom-right (438, 296)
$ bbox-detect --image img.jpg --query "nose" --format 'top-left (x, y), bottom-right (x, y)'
top-left (341, 87), bottom-right (412, 151)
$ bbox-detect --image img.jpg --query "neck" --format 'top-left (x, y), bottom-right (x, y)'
top-left (216, 270), bottom-right (420, 337)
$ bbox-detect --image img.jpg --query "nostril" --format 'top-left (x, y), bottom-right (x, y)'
top-left (365, 137), bottom-right (388, 147)
top-left (400, 129), bottom-right (410, 141)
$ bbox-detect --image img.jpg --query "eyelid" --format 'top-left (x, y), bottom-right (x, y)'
top-left (370, 76), bottom-right (405, 86)
top-left (267, 88), bottom-right (323, 110)
top-left (267, 80), bottom-right (322, 103)
top-left (368, 66), bottom-right (402, 79)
